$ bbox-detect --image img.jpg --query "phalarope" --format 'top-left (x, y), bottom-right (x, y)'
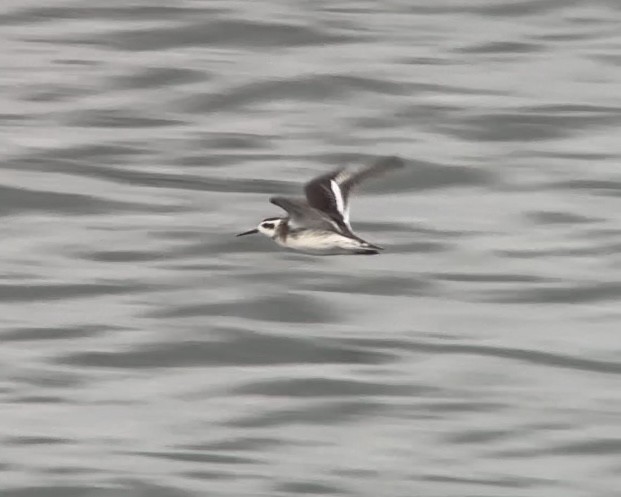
top-left (237, 156), bottom-right (404, 255)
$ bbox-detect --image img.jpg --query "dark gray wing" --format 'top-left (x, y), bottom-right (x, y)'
top-left (269, 197), bottom-right (338, 231)
top-left (304, 156), bottom-right (404, 228)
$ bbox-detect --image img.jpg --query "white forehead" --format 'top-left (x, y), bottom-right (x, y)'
top-left (261, 219), bottom-right (280, 226)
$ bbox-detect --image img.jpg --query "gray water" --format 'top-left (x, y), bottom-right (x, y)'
top-left (1, 1), bottom-right (621, 496)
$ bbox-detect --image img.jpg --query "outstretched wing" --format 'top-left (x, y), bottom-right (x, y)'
top-left (304, 156), bottom-right (404, 229)
top-left (269, 197), bottom-right (338, 231)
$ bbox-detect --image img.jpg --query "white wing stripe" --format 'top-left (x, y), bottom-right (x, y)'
top-left (330, 179), bottom-right (345, 217)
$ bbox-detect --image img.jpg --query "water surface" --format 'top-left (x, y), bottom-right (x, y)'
top-left (1, 1), bottom-right (621, 496)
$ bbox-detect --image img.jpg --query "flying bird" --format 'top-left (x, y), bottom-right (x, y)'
top-left (237, 156), bottom-right (404, 255)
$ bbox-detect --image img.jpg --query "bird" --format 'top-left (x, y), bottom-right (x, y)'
top-left (236, 156), bottom-right (404, 255)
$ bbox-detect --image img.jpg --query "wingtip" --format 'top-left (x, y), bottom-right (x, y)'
top-left (269, 196), bottom-right (285, 208)
top-left (355, 248), bottom-right (381, 255)
top-left (363, 242), bottom-right (384, 251)
top-left (375, 155), bottom-right (405, 170)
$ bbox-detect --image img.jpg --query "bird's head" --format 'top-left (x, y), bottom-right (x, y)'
top-left (236, 217), bottom-right (284, 238)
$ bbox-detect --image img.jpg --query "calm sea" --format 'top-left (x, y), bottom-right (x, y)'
top-left (1, 1), bottom-right (621, 496)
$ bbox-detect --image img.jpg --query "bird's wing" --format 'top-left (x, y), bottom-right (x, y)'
top-left (304, 156), bottom-right (404, 229)
top-left (269, 197), bottom-right (338, 231)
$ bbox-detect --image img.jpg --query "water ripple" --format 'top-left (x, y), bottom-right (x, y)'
top-left (0, 283), bottom-right (146, 302)
top-left (343, 338), bottom-right (621, 376)
top-left (44, 19), bottom-right (365, 51)
top-left (56, 331), bottom-right (393, 369)
top-left (2, 0), bottom-right (621, 494)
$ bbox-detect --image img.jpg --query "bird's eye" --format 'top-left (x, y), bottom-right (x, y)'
top-left (262, 223), bottom-right (274, 229)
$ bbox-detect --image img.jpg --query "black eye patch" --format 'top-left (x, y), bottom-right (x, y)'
top-left (262, 223), bottom-right (275, 229)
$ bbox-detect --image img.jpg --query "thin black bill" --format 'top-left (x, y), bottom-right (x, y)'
top-left (236, 228), bottom-right (259, 237)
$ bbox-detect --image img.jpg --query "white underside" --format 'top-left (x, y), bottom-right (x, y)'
top-left (274, 231), bottom-right (374, 255)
